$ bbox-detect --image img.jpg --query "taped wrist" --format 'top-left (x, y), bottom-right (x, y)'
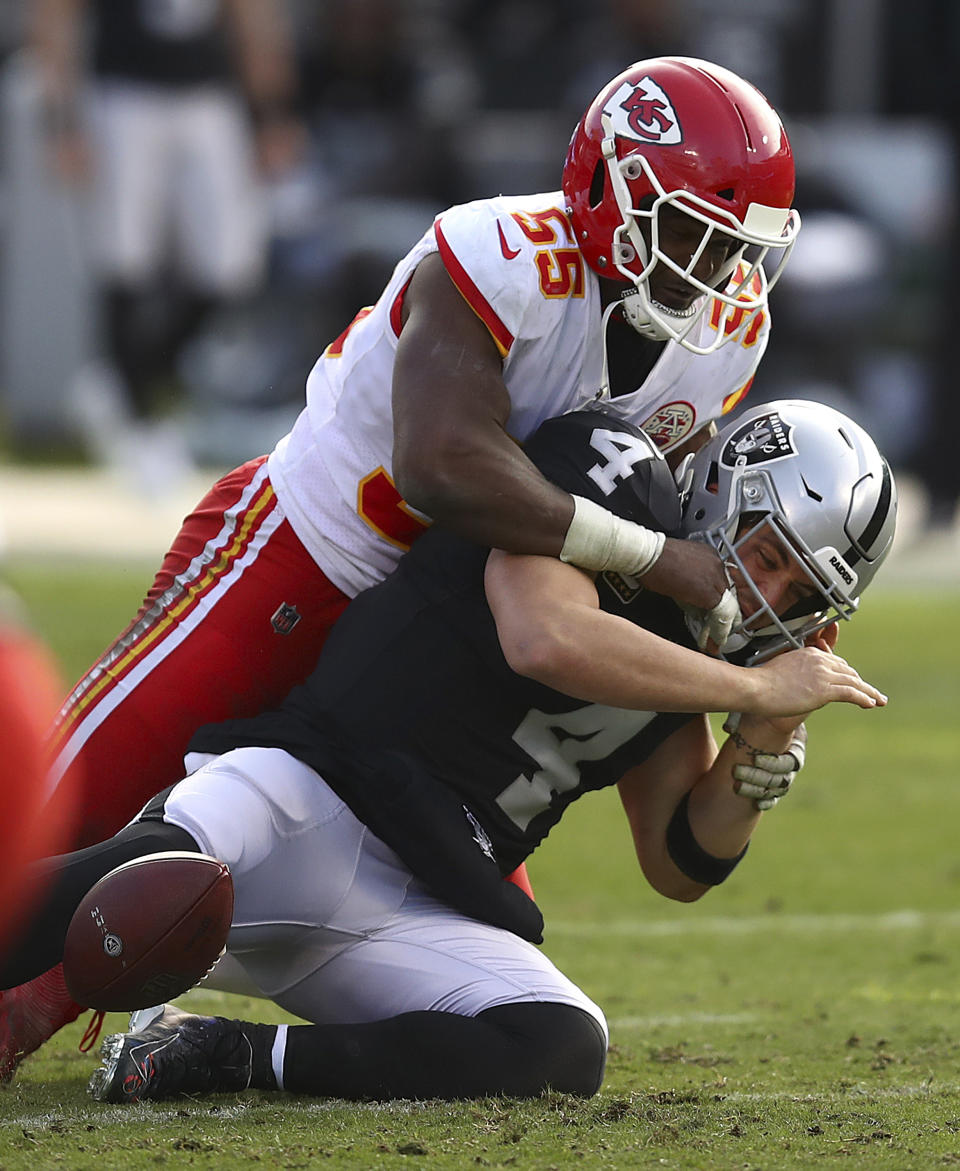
top-left (559, 495), bottom-right (666, 577)
top-left (665, 791), bottom-right (748, 886)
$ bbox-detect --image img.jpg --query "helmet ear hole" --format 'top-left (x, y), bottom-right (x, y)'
top-left (589, 160), bottom-right (605, 209)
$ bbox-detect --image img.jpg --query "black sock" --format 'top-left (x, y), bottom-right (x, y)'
top-left (237, 1021), bottom-right (280, 1090)
top-left (243, 1002), bottom-right (606, 1100)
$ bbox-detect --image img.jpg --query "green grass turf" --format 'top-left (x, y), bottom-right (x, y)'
top-left (2, 559), bottom-right (959, 1168)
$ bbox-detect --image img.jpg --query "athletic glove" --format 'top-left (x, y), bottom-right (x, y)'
top-left (697, 584), bottom-right (741, 651)
top-left (723, 715), bottom-right (807, 811)
top-left (681, 581), bottom-right (742, 651)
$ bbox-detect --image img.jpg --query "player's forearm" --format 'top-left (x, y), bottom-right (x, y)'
top-left (684, 734), bottom-right (779, 856)
top-left (493, 589), bottom-right (759, 713)
top-left (671, 719), bottom-right (801, 886)
top-left (646, 735), bottom-right (773, 902)
top-left (400, 426), bottom-right (575, 555)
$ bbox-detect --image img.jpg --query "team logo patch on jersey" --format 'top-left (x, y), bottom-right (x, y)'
top-left (640, 401), bottom-right (696, 449)
top-left (464, 806), bottom-right (495, 861)
top-left (602, 571), bottom-right (643, 605)
top-left (604, 78), bottom-right (682, 145)
top-left (271, 603), bottom-right (302, 635)
top-left (721, 411), bottom-right (795, 466)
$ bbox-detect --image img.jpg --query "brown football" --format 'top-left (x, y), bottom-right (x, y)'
top-left (63, 851), bottom-right (233, 1011)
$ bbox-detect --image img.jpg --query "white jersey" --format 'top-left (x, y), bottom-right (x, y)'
top-left (268, 191), bottom-right (769, 596)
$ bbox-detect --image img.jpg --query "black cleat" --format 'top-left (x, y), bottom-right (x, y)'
top-left (88, 1004), bottom-right (252, 1103)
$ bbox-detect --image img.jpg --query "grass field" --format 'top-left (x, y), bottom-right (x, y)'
top-left (1, 558), bottom-right (959, 1169)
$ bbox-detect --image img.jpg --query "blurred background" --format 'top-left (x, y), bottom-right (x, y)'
top-left (0, 0), bottom-right (958, 561)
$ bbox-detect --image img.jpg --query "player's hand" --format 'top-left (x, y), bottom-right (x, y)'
top-left (728, 719), bottom-right (807, 810)
top-left (749, 646), bottom-right (887, 717)
top-left (640, 538), bottom-right (741, 647)
top-left (807, 621), bottom-right (838, 653)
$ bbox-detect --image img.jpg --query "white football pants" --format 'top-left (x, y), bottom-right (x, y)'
top-left (160, 746), bottom-right (607, 1040)
top-left (87, 80), bottom-right (267, 292)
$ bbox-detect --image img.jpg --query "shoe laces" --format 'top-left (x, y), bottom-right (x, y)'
top-left (79, 1011), bottom-right (106, 1053)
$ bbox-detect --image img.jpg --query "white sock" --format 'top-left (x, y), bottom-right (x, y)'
top-left (271, 1023), bottom-right (288, 1090)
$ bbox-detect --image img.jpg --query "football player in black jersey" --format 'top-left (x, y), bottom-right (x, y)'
top-left (2, 401), bottom-right (896, 1103)
top-left (32, 0), bottom-right (303, 484)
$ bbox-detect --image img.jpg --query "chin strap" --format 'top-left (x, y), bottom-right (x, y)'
top-left (619, 289), bottom-right (669, 342)
top-left (621, 287), bottom-right (701, 341)
top-left (595, 299), bottom-right (620, 400)
top-left (596, 289), bottom-right (674, 401)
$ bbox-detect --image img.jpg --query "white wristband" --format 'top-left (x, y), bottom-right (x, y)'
top-left (559, 495), bottom-right (666, 577)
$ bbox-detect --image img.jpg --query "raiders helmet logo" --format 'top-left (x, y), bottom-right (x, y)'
top-left (603, 78), bottom-right (682, 145)
top-left (721, 411), bottom-right (795, 467)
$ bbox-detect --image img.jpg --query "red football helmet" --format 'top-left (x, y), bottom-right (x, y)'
top-left (563, 57), bottom-right (800, 354)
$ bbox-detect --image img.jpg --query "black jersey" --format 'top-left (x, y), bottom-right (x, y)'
top-left (91, 0), bottom-right (231, 88)
top-left (190, 411), bottom-right (697, 941)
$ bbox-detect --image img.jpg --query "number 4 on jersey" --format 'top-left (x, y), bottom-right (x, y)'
top-left (586, 428), bottom-right (658, 496)
top-left (496, 704), bottom-right (657, 831)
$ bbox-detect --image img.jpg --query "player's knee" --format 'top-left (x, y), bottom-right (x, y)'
top-left (546, 1003), bottom-right (607, 1096)
top-left (480, 1001), bottom-right (608, 1097)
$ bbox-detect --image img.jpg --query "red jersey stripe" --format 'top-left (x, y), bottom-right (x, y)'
top-left (389, 277), bottom-right (413, 338)
top-left (722, 376), bottom-right (754, 414)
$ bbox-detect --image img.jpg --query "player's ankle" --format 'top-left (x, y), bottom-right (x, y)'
top-left (235, 1020), bottom-right (280, 1090)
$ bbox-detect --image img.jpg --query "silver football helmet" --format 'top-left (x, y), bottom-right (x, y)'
top-left (680, 399), bottom-right (897, 658)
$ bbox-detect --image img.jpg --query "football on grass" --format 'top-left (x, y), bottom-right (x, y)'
top-left (63, 851), bottom-right (233, 1011)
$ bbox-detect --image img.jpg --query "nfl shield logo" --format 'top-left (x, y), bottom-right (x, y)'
top-left (271, 603), bottom-right (302, 635)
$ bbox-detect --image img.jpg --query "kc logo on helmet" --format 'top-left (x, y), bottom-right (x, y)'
top-left (604, 78), bottom-right (682, 145)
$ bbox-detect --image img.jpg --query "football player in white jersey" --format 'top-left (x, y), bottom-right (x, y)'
top-left (2, 57), bottom-right (800, 1079)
